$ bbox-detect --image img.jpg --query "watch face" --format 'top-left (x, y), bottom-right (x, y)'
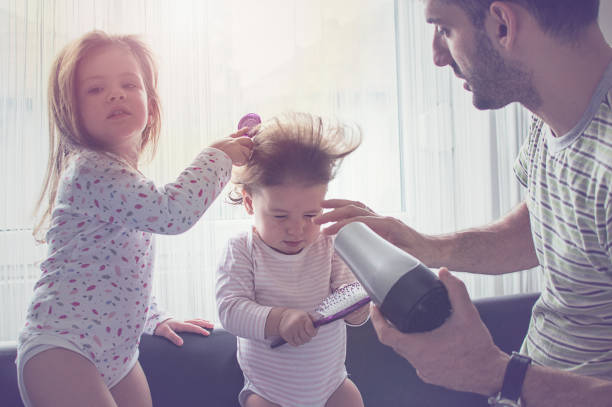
top-left (488, 396), bottom-right (520, 407)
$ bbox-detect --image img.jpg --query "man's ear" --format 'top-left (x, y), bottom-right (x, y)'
top-left (243, 190), bottom-right (255, 215)
top-left (487, 1), bottom-right (519, 51)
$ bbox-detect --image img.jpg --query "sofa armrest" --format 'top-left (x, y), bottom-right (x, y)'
top-left (0, 293), bottom-right (539, 407)
top-left (0, 332), bottom-right (243, 407)
top-left (475, 292), bottom-right (539, 355)
top-left (138, 329), bottom-right (243, 407)
top-left (0, 341), bottom-right (21, 407)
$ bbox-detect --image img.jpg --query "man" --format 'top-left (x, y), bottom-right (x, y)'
top-left (314, 0), bottom-right (612, 406)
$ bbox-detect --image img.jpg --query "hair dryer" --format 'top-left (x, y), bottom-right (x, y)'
top-left (335, 222), bottom-right (452, 333)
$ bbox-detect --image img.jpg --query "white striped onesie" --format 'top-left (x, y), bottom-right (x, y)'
top-left (216, 228), bottom-right (356, 407)
top-left (514, 61), bottom-right (612, 379)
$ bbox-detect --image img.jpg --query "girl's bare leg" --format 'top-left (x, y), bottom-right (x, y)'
top-left (325, 378), bottom-right (364, 407)
top-left (23, 347), bottom-right (117, 407)
top-left (109, 361), bottom-right (152, 407)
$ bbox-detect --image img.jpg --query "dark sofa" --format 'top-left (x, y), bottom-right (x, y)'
top-left (0, 293), bottom-right (538, 407)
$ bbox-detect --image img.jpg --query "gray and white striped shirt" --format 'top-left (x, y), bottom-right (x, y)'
top-left (514, 62), bottom-right (612, 379)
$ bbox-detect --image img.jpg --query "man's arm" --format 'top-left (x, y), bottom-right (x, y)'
top-left (520, 363), bottom-right (612, 407)
top-left (316, 200), bottom-right (539, 275)
top-left (370, 269), bottom-right (612, 407)
top-left (432, 201), bottom-right (539, 274)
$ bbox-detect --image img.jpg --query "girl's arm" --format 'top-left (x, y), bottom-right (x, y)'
top-left (215, 236), bottom-right (272, 340)
top-left (64, 148), bottom-right (232, 235)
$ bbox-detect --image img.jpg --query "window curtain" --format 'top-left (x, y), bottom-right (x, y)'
top-left (0, 0), bottom-right (539, 342)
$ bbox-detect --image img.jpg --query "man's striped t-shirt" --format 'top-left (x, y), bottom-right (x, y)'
top-left (513, 62), bottom-right (612, 379)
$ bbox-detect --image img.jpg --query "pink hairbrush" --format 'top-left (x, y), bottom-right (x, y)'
top-left (238, 113), bottom-right (261, 137)
top-left (270, 281), bottom-right (371, 348)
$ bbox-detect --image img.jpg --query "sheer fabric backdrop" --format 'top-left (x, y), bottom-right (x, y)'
top-left (0, 0), bottom-right (540, 341)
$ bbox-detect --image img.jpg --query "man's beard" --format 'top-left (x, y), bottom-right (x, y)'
top-left (458, 31), bottom-right (541, 111)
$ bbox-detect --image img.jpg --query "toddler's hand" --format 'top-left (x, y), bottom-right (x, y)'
top-left (153, 317), bottom-right (214, 346)
top-left (210, 128), bottom-right (254, 166)
top-left (278, 309), bottom-right (317, 347)
top-left (344, 302), bottom-right (370, 326)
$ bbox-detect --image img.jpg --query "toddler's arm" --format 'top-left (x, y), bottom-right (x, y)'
top-left (331, 249), bottom-right (370, 326)
top-left (330, 249), bottom-right (359, 291)
top-left (215, 236), bottom-right (272, 340)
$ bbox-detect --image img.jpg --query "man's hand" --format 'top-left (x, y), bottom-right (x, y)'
top-left (370, 268), bottom-right (509, 396)
top-left (313, 199), bottom-right (438, 265)
top-left (153, 318), bottom-right (214, 346)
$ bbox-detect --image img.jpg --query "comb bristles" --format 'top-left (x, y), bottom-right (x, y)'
top-left (317, 282), bottom-right (369, 317)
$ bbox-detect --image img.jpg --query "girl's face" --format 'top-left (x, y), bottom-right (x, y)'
top-left (76, 44), bottom-right (149, 159)
top-left (244, 183), bottom-right (327, 254)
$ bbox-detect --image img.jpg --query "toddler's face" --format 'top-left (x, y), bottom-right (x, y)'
top-left (244, 183), bottom-right (327, 254)
top-left (76, 44), bottom-right (149, 157)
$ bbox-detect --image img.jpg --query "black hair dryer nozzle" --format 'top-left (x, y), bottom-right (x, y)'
top-left (335, 222), bottom-right (452, 333)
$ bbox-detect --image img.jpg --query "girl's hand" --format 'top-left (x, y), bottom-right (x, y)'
top-left (344, 302), bottom-right (370, 326)
top-left (153, 318), bottom-right (214, 346)
top-left (278, 309), bottom-right (318, 347)
top-left (210, 128), bottom-right (254, 166)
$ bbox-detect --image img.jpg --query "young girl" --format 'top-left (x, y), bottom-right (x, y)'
top-left (17, 30), bottom-right (253, 407)
top-left (216, 113), bottom-right (369, 407)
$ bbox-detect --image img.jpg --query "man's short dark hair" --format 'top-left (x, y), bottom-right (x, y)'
top-left (442, 0), bottom-right (600, 42)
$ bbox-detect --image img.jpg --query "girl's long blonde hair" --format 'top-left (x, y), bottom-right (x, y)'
top-left (33, 30), bottom-right (162, 242)
top-left (229, 112), bottom-right (361, 204)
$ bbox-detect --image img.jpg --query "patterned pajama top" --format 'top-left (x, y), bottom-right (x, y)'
top-left (18, 148), bottom-right (231, 385)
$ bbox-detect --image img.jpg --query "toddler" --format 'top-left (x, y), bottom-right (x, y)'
top-left (17, 30), bottom-right (253, 406)
top-left (216, 113), bottom-right (368, 407)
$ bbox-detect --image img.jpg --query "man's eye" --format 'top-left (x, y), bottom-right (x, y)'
top-left (436, 25), bottom-right (449, 37)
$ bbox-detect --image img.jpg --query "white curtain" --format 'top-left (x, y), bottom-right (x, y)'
top-left (0, 0), bottom-right (539, 342)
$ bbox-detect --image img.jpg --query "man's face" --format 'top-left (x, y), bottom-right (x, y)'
top-left (424, 0), bottom-right (540, 110)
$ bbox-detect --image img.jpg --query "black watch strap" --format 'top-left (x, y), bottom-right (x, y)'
top-left (499, 351), bottom-right (532, 402)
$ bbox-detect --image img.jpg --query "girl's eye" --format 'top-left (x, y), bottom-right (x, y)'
top-left (123, 83), bottom-right (137, 89)
top-left (304, 214), bottom-right (317, 218)
top-left (87, 87), bottom-right (102, 94)
top-left (273, 215), bottom-right (287, 220)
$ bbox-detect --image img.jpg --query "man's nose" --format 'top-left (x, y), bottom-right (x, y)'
top-left (432, 31), bottom-right (452, 67)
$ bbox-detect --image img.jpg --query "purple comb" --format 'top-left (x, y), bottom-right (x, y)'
top-left (270, 281), bottom-right (371, 349)
top-left (238, 113), bottom-right (261, 137)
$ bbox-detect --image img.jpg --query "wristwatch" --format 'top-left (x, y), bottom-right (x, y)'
top-left (488, 352), bottom-right (532, 407)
